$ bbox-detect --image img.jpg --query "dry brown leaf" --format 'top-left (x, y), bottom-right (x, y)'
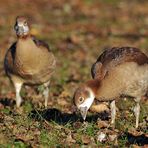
top-left (73, 50), bottom-right (87, 62)
top-left (132, 144), bottom-right (141, 148)
top-left (128, 128), bottom-right (144, 136)
top-left (68, 34), bottom-right (83, 45)
top-left (0, 103), bottom-right (4, 110)
top-left (81, 135), bottom-right (91, 144)
top-left (0, 112), bottom-right (4, 122)
top-left (59, 90), bottom-right (70, 98)
top-left (57, 98), bottom-right (69, 106)
top-left (97, 120), bottom-right (109, 128)
top-left (90, 103), bottom-right (109, 113)
top-left (108, 134), bottom-right (118, 142)
top-left (142, 144), bottom-right (148, 148)
top-left (73, 121), bottom-right (82, 129)
top-left (65, 132), bottom-right (76, 144)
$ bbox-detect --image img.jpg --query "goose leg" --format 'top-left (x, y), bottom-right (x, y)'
top-left (43, 81), bottom-right (50, 107)
top-left (110, 100), bottom-right (116, 125)
top-left (134, 97), bottom-right (141, 128)
top-left (14, 82), bottom-right (23, 107)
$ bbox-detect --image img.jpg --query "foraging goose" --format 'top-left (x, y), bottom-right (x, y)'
top-left (74, 47), bottom-right (148, 128)
top-left (4, 16), bottom-right (56, 107)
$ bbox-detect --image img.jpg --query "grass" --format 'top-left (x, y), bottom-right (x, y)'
top-left (0, 0), bottom-right (148, 147)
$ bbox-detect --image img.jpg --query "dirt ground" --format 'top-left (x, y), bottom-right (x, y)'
top-left (0, 0), bottom-right (148, 147)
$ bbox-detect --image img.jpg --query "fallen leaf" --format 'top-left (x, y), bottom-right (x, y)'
top-left (128, 128), bottom-right (144, 136)
top-left (68, 34), bottom-right (83, 45)
top-left (0, 103), bottom-right (4, 110)
top-left (59, 90), bottom-right (70, 98)
top-left (97, 120), bottom-right (109, 128)
top-left (132, 144), bottom-right (140, 148)
top-left (73, 121), bottom-right (82, 129)
top-left (81, 135), bottom-right (91, 144)
top-left (65, 132), bottom-right (76, 144)
top-left (108, 134), bottom-right (118, 142)
top-left (57, 98), bottom-right (69, 106)
top-left (90, 102), bottom-right (109, 113)
top-left (143, 144), bottom-right (148, 148)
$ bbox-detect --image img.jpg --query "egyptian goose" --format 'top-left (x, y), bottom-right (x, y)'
top-left (73, 47), bottom-right (148, 128)
top-left (4, 16), bottom-right (56, 107)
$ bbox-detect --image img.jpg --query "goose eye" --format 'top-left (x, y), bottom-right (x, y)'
top-left (24, 21), bottom-right (27, 26)
top-left (79, 97), bottom-right (84, 102)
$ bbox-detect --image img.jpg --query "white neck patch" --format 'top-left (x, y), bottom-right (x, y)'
top-left (79, 88), bottom-right (95, 110)
top-left (18, 23), bottom-right (29, 34)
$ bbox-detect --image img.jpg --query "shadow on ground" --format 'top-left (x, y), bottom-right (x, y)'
top-left (29, 108), bottom-right (148, 146)
top-left (29, 108), bottom-right (109, 125)
top-left (119, 132), bottom-right (148, 146)
top-left (0, 97), bottom-right (15, 107)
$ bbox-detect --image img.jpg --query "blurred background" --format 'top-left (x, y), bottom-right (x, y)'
top-left (0, 0), bottom-right (148, 147)
top-left (0, 0), bottom-right (148, 92)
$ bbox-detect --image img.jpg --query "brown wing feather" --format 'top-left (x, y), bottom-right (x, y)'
top-left (31, 36), bottom-right (51, 52)
top-left (4, 42), bottom-right (17, 75)
top-left (91, 47), bottom-right (148, 79)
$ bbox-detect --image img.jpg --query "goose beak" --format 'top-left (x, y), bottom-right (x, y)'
top-left (80, 106), bottom-right (88, 120)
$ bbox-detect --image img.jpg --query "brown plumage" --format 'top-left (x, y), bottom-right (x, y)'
top-left (91, 47), bottom-right (148, 79)
top-left (4, 16), bottom-right (56, 107)
top-left (74, 47), bottom-right (148, 128)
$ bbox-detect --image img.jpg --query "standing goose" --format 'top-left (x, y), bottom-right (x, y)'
top-left (73, 47), bottom-right (148, 128)
top-left (4, 16), bottom-right (56, 107)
